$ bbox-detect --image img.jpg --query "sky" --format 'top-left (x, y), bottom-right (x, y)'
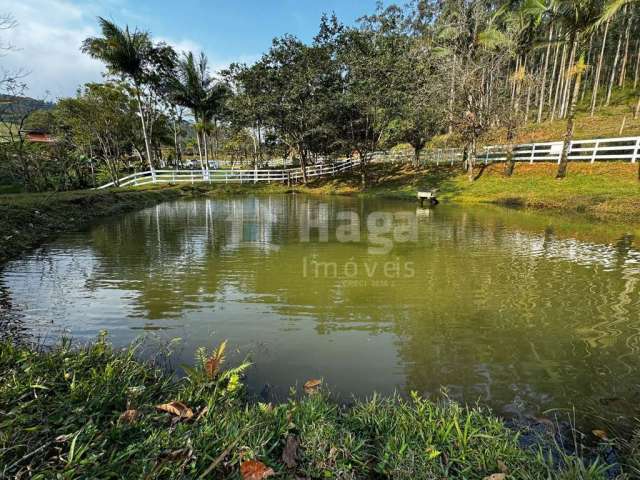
top-left (0, 0), bottom-right (380, 100)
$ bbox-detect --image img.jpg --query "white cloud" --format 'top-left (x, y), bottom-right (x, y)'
top-left (0, 0), bottom-right (104, 99)
top-left (0, 0), bottom-right (259, 100)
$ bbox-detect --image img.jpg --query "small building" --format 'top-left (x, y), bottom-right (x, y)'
top-left (21, 129), bottom-right (57, 144)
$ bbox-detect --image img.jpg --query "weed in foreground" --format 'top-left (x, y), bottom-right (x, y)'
top-left (0, 335), bottom-right (629, 479)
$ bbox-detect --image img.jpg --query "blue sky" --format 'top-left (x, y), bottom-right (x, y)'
top-left (0, 0), bottom-right (380, 99)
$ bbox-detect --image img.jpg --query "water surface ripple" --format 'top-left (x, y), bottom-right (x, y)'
top-left (1, 195), bottom-right (639, 428)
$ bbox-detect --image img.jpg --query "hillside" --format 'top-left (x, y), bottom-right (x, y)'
top-left (431, 88), bottom-right (640, 148)
top-left (0, 95), bottom-right (55, 124)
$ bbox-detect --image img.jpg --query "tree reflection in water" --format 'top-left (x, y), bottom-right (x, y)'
top-left (1, 195), bottom-right (639, 429)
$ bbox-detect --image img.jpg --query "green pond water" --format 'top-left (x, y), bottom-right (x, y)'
top-left (1, 195), bottom-right (639, 429)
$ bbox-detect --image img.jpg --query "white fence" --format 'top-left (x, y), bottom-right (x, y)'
top-left (475, 136), bottom-right (640, 164)
top-left (97, 158), bottom-right (360, 189)
top-left (99, 136), bottom-right (640, 189)
top-left (417, 136), bottom-right (640, 165)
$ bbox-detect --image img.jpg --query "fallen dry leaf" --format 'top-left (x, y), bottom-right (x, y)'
top-left (282, 434), bottom-right (299, 468)
top-left (54, 434), bottom-right (73, 443)
top-left (303, 378), bottom-right (322, 394)
top-left (592, 429), bottom-right (609, 441)
top-left (240, 459), bottom-right (275, 480)
top-left (483, 474), bottom-right (506, 480)
top-left (158, 447), bottom-right (192, 462)
top-left (156, 401), bottom-right (194, 419)
top-left (205, 340), bottom-right (227, 379)
top-left (119, 409), bottom-right (139, 424)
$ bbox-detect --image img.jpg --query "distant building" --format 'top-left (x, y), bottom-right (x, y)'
top-left (21, 129), bottom-right (56, 144)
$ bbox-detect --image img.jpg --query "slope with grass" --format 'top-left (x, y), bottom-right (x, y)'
top-left (442, 163), bottom-right (640, 221)
top-left (429, 88), bottom-right (640, 147)
top-left (294, 161), bottom-right (639, 223)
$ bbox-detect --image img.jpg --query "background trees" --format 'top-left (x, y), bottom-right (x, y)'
top-left (1, 0), bottom-right (639, 192)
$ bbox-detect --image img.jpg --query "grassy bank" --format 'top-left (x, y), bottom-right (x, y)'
top-left (0, 185), bottom-right (212, 264)
top-left (1, 336), bottom-right (633, 479)
top-left (2, 161), bottom-right (638, 268)
top-left (291, 162), bottom-right (640, 223)
top-left (442, 163), bottom-right (640, 222)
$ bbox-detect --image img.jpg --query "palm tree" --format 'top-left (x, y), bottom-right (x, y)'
top-left (169, 52), bottom-right (230, 173)
top-left (200, 82), bottom-right (231, 165)
top-left (82, 18), bottom-right (156, 179)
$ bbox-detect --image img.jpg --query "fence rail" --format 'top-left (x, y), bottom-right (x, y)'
top-left (416, 136), bottom-right (640, 165)
top-left (97, 158), bottom-right (360, 189)
top-left (98, 136), bottom-right (640, 189)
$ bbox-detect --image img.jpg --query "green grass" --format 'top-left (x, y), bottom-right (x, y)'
top-left (441, 162), bottom-right (640, 222)
top-left (292, 162), bottom-right (640, 224)
top-left (0, 336), bottom-right (630, 479)
top-left (431, 86), bottom-right (640, 147)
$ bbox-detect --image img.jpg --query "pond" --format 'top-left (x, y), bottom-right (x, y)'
top-left (1, 195), bottom-right (639, 430)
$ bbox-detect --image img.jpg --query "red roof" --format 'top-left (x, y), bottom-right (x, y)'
top-left (26, 132), bottom-right (56, 143)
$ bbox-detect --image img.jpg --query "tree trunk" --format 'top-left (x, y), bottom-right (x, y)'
top-left (581, 33), bottom-right (594, 102)
top-left (560, 41), bottom-right (576, 118)
top-left (467, 138), bottom-right (476, 181)
top-left (618, 12), bottom-right (632, 87)
top-left (537, 25), bottom-right (553, 123)
top-left (504, 137), bottom-right (516, 177)
top-left (256, 121), bottom-right (263, 162)
top-left (551, 41), bottom-right (567, 121)
top-left (134, 84), bottom-right (155, 180)
top-left (548, 33), bottom-right (561, 112)
top-left (300, 150), bottom-right (308, 185)
top-left (591, 19), bottom-right (610, 116)
top-left (203, 129), bottom-right (210, 172)
top-left (557, 49), bottom-right (583, 179)
top-left (605, 19), bottom-right (623, 106)
top-left (448, 54), bottom-right (456, 134)
top-left (524, 80), bottom-right (532, 120)
top-left (510, 56), bottom-right (520, 107)
top-left (634, 39), bottom-right (640, 89)
top-left (360, 153), bottom-right (368, 188)
top-left (635, 93), bottom-right (640, 119)
top-left (413, 146), bottom-right (423, 167)
top-left (195, 129), bottom-right (206, 173)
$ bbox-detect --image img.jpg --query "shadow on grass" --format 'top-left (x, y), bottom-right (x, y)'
top-left (305, 162), bottom-right (464, 199)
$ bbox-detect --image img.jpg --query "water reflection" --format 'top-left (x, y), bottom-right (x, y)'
top-left (1, 195), bottom-right (639, 428)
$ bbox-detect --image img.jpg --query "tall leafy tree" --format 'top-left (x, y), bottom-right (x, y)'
top-left (336, 6), bottom-right (409, 187)
top-left (56, 82), bottom-right (139, 186)
top-left (82, 18), bottom-right (170, 177)
top-left (247, 18), bottom-right (342, 183)
top-left (434, 0), bottom-right (511, 180)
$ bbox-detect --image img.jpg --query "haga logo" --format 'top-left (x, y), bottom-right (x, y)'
top-left (299, 204), bottom-right (417, 254)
